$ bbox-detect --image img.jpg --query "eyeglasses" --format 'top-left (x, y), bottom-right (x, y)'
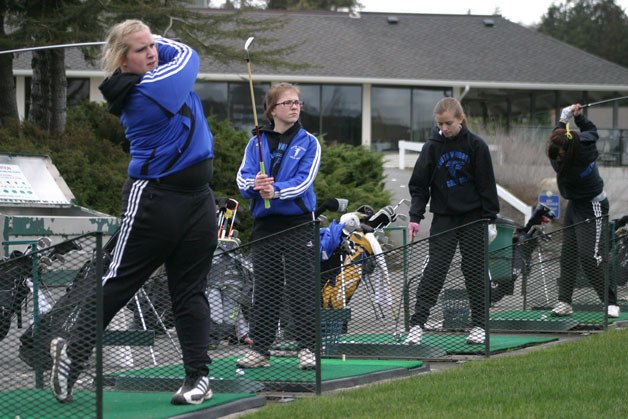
top-left (275, 100), bottom-right (304, 108)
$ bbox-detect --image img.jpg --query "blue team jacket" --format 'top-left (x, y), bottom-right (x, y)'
top-left (121, 38), bottom-right (213, 179)
top-left (236, 126), bottom-right (321, 218)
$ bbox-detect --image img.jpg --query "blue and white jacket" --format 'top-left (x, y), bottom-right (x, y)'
top-left (99, 38), bottom-right (213, 179)
top-left (237, 124), bottom-right (321, 218)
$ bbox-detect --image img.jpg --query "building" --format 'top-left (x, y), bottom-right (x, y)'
top-left (11, 10), bottom-right (628, 161)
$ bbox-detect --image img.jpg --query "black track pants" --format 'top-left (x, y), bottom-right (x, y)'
top-left (68, 178), bottom-right (217, 377)
top-left (410, 213), bottom-right (487, 329)
top-left (557, 198), bottom-right (615, 305)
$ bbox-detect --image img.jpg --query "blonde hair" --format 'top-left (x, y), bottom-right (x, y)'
top-left (433, 97), bottom-right (466, 125)
top-left (262, 82), bottom-right (300, 122)
top-left (102, 19), bottom-right (152, 77)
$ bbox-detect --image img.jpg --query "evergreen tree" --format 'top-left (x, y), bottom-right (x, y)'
top-left (2, 1), bottom-right (300, 133)
top-left (538, 0), bottom-right (628, 68)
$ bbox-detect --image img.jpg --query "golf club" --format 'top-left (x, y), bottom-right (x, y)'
top-left (0, 42), bottom-right (105, 55)
top-left (580, 95), bottom-right (628, 108)
top-left (244, 36), bottom-right (270, 209)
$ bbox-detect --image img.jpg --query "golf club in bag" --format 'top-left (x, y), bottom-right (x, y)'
top-left (490, 202), bottom-right (556, 304)
top-left (0, 237), bottom-right (76, 340)
top-left (206, 197), bottom-right (255, 346)
top-left (320, 200), bottom-right (408, 331)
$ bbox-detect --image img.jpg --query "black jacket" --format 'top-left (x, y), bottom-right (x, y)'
top-left (408, 125), bottom-right (500, 223)
top-left (550, 114), bottom-right (604, 201)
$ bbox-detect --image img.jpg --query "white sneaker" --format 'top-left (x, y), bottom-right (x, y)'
top-left (236, 349), bottom-right (270, 368)
top-left (297, 348), bottom-right (316, 370)
top-left (405, 325), bottom-right (423, 345)
top-left (466, 327), bottom-right (486, 344)
top-left (551, 301), bottom-right (573, 316)
top-left (171, 375), bottom-right (212, 405)
top-left (608, 305), bottom-right (620, 318)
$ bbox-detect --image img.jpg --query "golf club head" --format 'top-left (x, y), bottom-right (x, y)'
top-left (244, 36), bottom-right (255, 52)
top-left (38, 237), bottom-right (52, 249)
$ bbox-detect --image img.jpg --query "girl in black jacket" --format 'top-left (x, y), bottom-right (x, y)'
top-left (547, 104), bottom-right (619, 318)
top-left (406, 97), bottom-right (499, 345)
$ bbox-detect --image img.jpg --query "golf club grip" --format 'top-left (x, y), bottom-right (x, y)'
top-left (259, 161), bottom-right (270, 208)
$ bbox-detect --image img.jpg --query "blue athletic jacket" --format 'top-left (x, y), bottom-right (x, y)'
top-left (100, 38), bottom-right (213, 179)
top-left (236, 125), bottom-right (321, 218)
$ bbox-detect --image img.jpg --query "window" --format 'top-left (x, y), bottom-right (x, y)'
top-left (412, 88), bottom-right (451, 143)
top-left (321, 85), bottom-right (362, 146)
top-left (67, 78), bottom-right (89, 107)
top-left (371, 86), bottom-right (450, 151)
top-left (228, 82), bottom-right (269, 132)
top-left (195, 81), bottom-right (228, 121)
top-left (371, 87), bottom-right (411, 152)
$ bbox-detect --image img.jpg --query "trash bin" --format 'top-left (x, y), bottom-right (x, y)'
top-left (489, 216), bottom-right (516, 282)
top-left (442, 288), bottom-right (470, 329)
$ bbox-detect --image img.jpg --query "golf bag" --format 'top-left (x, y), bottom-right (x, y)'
top-left (18, 237), bottom-right (97, 370)
top-left (320, 204), bottom-right (397, 309)
top-left (0, 238), bottom-right (79, 343)
top-left (206, 237), bottom-right (254, 345)
top-left (490, 203), bottom-right (555, 304)
top-left (613, 215), bottom-right (628, 287)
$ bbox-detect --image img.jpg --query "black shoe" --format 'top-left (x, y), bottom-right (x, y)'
top-left (171, 375), bottom-right (213, 405)
top-left (50, 337), bottom-right (75, 403)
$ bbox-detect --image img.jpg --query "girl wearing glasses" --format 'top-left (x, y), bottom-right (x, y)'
top-left (236, 82), bottom-right (321, 370)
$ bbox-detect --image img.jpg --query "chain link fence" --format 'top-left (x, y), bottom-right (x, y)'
top-left (1, 212), bottom-right (624, 417)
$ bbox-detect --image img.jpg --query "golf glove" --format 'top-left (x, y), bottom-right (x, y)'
top-left (488, 224), bottom-right (497, 244)
top-left (560, 106), bottom-right (573, 121)
top-left (408, 222), bottom-right (420, 239)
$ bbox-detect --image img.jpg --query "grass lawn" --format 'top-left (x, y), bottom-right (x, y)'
top-left (243, 328), bottom-right (628, 418)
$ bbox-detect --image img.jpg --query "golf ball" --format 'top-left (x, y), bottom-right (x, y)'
top-left (235, 368), bottom-right (245, 375)
top-left (540, 315), bottom-right (548, 320)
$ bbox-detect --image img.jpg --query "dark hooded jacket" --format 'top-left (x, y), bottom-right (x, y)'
top-left (408, 125), bottom-right (499, 223)
top-left (550, 114), bottom-right (604, 201)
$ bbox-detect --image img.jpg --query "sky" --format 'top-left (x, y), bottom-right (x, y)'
top-left (358, 0), bottom-right (628, 26)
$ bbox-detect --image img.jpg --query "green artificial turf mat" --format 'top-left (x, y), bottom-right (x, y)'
top-left (490, 310), bottom-right (628, 325)
top-left (0, 388), bottom-right (258, 419)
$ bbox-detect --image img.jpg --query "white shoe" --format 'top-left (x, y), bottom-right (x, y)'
top-left (608, 305), bottom-right (620, 318)
top-left (297, 348), bottom-right (316, 370)
top-left (171, 375), bottom-right (212, 405)
top-left (405, 325), bottom-right (423, 345)
top-left (236, 349), bottom-right (270, 368)
top-left (466, 327), bottom-right (485, 344)
top-left (551, 301), bottom-right (573, 317)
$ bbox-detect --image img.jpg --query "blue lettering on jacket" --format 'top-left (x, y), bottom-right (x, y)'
top-left (580, 161), bottom-right (595, 178)
top-left (438, 151), bottom-right (470, 188)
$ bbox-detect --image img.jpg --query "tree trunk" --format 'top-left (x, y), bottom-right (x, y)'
top-left (0, 8), bottom-right (19, 125)
top-left (28, 49), bottom-right (67, 133)
top-left (49, 49), bottom-right (67, 134)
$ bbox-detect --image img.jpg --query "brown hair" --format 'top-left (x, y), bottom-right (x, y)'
top-left (102, 19), bottom-right (152, 77)
top-left (546, 128), bottom-right (581, 180)
top-left (262, 82), bottom-right (300, 122)
top-left (433, 97), bottom-right (466, 125)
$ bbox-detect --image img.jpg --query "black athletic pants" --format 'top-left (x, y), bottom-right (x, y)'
top-left (68, 178), bottom-right (217, 377)
top-left (557, 197), bottom-right (616, 305)
top-left (410, 212), bottom-right (488, 329)
top-left (249, 219), bottom-right (317, 356)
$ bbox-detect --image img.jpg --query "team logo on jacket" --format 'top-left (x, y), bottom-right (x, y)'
top-left (437, 151), bottom-right (470, 187)
top-left (289, 145), bottom-right (306, 159)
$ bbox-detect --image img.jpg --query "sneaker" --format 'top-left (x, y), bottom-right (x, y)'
top-left (608, 305), bottom-right (621, 318)
top-left (466, 327), bottom-right (486, 344)
top-left (171, 375), bottom-right (212, 405)
top-left (50, 337), bottom-right (74, 403)
top-left (236, 349), bottom-right (270, 368)
top-left (405, 325), bottom-right (423, 345)
top-left (297, 348), bottom-right (316, 370)
top-left (551, 301), bottom-right (573, 317)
